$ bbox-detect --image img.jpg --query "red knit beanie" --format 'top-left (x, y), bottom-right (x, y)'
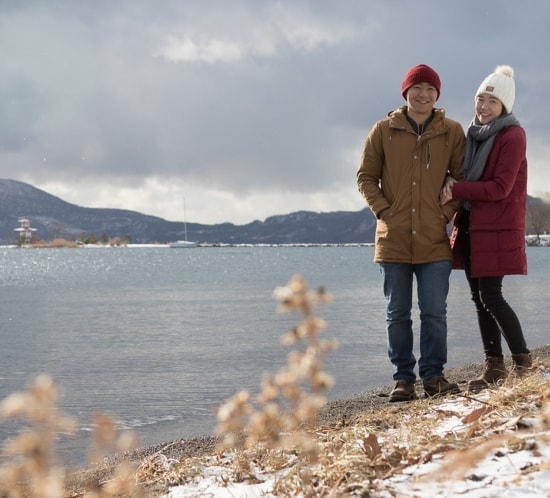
top-left (401, 64), bottom-right (441, 100)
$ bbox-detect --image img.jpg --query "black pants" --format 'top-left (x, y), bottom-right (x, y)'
top-left (460, 211), bottom-right (529, 357)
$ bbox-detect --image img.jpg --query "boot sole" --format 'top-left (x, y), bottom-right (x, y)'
top-left (389, 394), bottom-right (418, 402)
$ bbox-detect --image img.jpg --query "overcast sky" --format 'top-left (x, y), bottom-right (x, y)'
top-left (1, 1), bottom-right (549, 225)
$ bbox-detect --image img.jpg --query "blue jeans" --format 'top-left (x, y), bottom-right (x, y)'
top-left (379, 261), bottom-right (452, 383)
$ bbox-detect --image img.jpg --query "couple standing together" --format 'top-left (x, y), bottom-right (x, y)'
top-left (357, 64), bottom-right (532, 401)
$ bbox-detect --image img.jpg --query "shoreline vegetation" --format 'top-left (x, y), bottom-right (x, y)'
top-left (73, 345), bottom-right (550, 497)
top-left (0, 275), bottom-right (548, 497)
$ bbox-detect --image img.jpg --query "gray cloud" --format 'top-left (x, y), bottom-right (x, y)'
top-left (1, 0), bottom-right (549, 224)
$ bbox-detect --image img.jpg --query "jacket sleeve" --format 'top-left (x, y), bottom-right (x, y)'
top-left (441, 121), bottom-right (466, 221)
top-left (452, 126), bottom-right (525, 201)
top-left (357, 121), bottom-right (390, 218)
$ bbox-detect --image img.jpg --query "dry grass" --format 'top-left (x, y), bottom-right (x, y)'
top-left (24, 239), bottom-right (80, 248)
top-left (141, 365), bottom-right (549, 497)
top-left (0, 274), bottom-right (548, 496)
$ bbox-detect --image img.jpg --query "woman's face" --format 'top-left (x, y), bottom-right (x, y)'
top-left (475, 93), bottom-right (504, 124)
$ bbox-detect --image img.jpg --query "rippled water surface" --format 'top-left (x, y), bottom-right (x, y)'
top-left (0, 245), bottom-right (548, 467)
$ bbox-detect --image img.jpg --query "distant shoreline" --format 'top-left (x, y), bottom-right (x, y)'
top-left (2, 235), bottom-right (550, 249)
top-left (3, 242), bottom-right (378, 248)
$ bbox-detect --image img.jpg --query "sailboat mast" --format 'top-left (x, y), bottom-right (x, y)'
top-left (184, 197), bottom-right (188, 241)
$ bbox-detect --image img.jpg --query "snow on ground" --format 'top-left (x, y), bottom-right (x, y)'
top-left (162, 389), bottom-right (550, 497)
top-left (377, 395), bottom-right (550, 497)
top-left (164, 474), bottom-right (275, 498)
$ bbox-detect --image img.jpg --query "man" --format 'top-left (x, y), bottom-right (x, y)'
top-left (357, 64), bottom-right (465, 401)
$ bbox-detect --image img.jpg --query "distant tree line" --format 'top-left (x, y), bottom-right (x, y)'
top-left (78, 232), bottom-right (132, 246)
top-left (526, 202), bottom-right (550, 239)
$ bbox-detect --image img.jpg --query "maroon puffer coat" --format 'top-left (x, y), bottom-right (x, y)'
top-left (450, 125), bottom-right (527, 277)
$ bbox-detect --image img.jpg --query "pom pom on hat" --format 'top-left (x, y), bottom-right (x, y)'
top-left (475, 65), bottom-right (516, 113)
top-left (401, 64), bottom-right (441, 100)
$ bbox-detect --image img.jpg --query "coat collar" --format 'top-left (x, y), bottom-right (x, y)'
top-left (387, 106), bottom-right (448, 136)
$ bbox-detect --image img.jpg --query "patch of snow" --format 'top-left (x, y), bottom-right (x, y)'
top-left (162, 389), bottom-right (550, 498)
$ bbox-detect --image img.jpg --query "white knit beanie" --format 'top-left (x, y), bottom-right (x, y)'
top-left (475, 65), bottom-right (516, 113)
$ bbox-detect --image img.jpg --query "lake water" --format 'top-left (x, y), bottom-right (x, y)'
top-left (0, 245), bottom-right (548, 468)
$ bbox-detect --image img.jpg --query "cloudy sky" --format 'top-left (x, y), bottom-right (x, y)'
top-left (1, 1), bottom-right (549, 225)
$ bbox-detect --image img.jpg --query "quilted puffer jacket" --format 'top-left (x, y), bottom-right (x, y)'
top-left (450, 125), bottom-right (527, 277)
top-left (358, 106), bottom-right (465, 263)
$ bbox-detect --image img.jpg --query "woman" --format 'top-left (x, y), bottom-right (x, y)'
top-left (441, 65), bottom-right (532, 392)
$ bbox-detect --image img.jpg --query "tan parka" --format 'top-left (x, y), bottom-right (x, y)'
top-left (357, 106), bottom-right (465, 263)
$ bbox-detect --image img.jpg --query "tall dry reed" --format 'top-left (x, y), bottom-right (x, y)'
top-left (0, 375), bottom-right (143, 497)
top-left (214, 273), bottom-right (338, 492)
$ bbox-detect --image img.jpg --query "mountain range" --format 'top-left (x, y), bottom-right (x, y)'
top-left (0, 179), bottom-right (377, 245)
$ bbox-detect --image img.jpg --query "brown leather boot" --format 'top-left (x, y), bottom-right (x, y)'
top-left (511, 353), bottom-right (532, 377)
top-left (467, 356), bottom-right (507, 392)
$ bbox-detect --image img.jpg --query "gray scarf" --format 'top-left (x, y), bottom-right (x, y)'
top-left (462, 112), bottom-right (520, 210)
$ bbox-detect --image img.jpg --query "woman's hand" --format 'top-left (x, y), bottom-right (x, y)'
top-left (440, 176), bottom-right (457, 205)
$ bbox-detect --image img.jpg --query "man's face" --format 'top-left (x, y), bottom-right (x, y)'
top-left (406, 82), bottom-right (438, 116)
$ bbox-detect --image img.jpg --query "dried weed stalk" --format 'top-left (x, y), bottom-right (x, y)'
top-left (0, 375), bottom-right (75, 497)
top-left (81, 413), bottom-right (143, 497)
top-left (215, 274), bottom-right (338, 473)
top-left (0, 375), bottom-right (143, 497)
